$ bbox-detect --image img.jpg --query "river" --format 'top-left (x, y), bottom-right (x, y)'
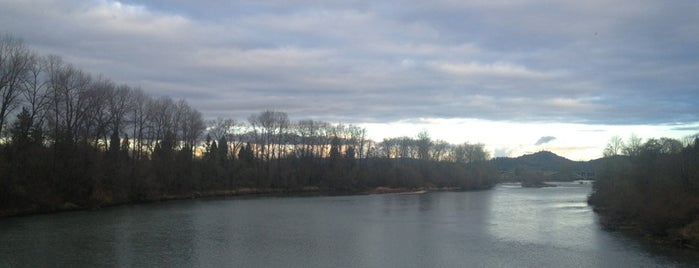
top-left (1, 182), bottom-right (698, 267)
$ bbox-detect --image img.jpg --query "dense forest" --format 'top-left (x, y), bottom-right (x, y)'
top-left (0, 36), bottom-right (497, 216)
top-left (588, 135), bottom-right (699, 248)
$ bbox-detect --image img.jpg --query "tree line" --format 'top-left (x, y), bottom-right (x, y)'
top-left (589, 134), bottom-right (699, 247)
top-left (0, 36), bottom-right (497, 216)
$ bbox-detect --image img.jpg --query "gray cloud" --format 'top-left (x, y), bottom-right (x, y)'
top-left (535, 136), bottom-right (556, 146)
top-left (671, 126), bottom-right (699, 132)
top-left (1, 0), bottom-right (698, 125)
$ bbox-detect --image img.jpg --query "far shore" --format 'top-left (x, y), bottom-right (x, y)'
top-left (0, 185), bottom-right (481, 218)
top-left (521, 181), bottom-right (557, 188)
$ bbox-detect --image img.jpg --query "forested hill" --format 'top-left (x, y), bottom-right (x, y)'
top-left (492, 151), bottom-right (600, 180)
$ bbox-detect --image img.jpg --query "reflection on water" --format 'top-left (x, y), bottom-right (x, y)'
top-left (1, 182), bottom-right (697, 267)
top-left (488, 183), bottom-right (596, 249)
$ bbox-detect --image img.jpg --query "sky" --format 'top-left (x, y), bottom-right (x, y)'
top-left (1, 0), bottom-right (698, 160)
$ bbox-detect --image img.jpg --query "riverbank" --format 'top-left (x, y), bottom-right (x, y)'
top-left (0, 187), bottom-right (321, 218)
top-left (594, 208), bottom-right (699, 250)
top-left (521, 181), bottom-right (557, 188)
top-left (0, 185), bottom-right (485, 218)
top-left (365, 186), bottom-right (462, 195)
top-left (586, 144), bottom-right (699, 252)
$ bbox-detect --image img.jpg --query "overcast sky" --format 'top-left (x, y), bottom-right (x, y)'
top-left (2, 0), bottom-right (698, 160)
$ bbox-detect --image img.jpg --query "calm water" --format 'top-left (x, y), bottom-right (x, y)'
top-left (1, 182), bottom-right (698, 267)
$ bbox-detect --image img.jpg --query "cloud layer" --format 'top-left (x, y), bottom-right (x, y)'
top-left (535, 136), bottom-right (556, 146)
top-left (2, 0), bottom-right (698, 125)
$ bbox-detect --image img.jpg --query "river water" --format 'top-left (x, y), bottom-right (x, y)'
top-left (1, 182), bottom-right (698, 267)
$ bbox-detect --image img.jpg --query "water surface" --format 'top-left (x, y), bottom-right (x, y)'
top-left (1, 182), bottom-right (698, 267)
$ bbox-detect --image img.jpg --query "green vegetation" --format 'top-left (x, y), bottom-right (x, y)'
top-left (0, 36), bottom-right (497, 217)
top-left (588, 135), bottom-right (699, 248)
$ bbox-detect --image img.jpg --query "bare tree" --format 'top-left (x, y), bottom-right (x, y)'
top-left (431, 139), bottom-right (450, 161)
top-left (274, 112), bottom-right (289, 160)
top-left (248, 110), bottom-right (288, 161)
top-left (128, 87), bottom-right (150, 160)
top-left (185, 108), bottom-right (205, 153)
top-left (85, 77), bottom-right (114, 149)
top-left (681, 134), bottom-right (698, 148)
top-left (347, 124), bottom-right (367, 159)
top-left (623, 134), bottom-right (643, 157)
top-left (398, 136), bottom-right (416, 158)
top-left (329, 124), bottom-right (347, 156)
top-left (0, 36), bottom-right (34, 136)
top-left (466, 143), bottom-right (489, 162)
top-left (146, 96), bottom-right (175, 153)
top-left (296, 119), bottom-right (318, 158)
top-left (20, 53), bottom-right (50, 135)
top-left (176, 99), bottom-right (204, 155)
top-left (45, 55), bottom-right (93, 145)
top-left (416, 130), bottom-right (431, 160)
top-left (451, 143), bottom-right (467, 162)
top-left (658, 137), bottom-right (683, 154)
top-left (106, 84), bottom-right (132, 152)
top-left (379, 138), bottom-right (395, 158)
top-left (294, 119), bottom-right (332, 158)
top-left (451, 142), bottom-right (489, 163)
top-left (603, 135), bottom-right (625, 157)
top-left (315, 121), bottom-right (332, 158)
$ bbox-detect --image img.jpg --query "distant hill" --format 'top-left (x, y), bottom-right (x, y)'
top-left (492, 151), bottom-right (600, 181)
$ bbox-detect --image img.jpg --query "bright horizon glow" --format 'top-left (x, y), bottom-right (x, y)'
top-left (360, 119), bottom-right (699, 161)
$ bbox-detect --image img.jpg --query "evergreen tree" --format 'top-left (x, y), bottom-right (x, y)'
top-left (238, 142), bottom-right (254, 163)
top-left (10, 108), bottom-right (32, 147)
top-left (217, 135), bottom-right (228, 162)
